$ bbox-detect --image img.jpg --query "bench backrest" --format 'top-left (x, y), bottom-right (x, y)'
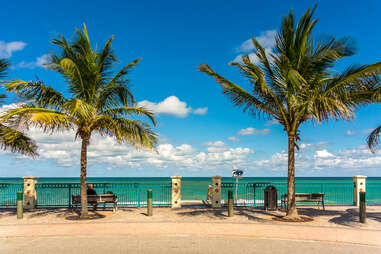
top-left (284, 193), bottom-right (324, 201)
top-left (72, 194), bottom-right (117, 203)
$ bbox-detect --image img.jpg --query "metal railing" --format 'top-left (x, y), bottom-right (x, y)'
top-left (2, 180), bottom-right (380, 209)
top-left (35, 182), bottom-right (171, 208)
top-left (0, 183), bottom-right (24, 208)
top-left (367, 183), bottom-right (381, 205)
top-left (221, 182), bottom-right (269, 206)
top-left (221, 182), bottom-right (355, 207)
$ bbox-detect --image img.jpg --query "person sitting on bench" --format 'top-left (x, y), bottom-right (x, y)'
top-left (87, 184), bottom-right (98, 210)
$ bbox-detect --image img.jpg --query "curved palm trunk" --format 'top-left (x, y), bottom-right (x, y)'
top-left (286, 134), bottom-right (299, 218)
top-left (80, 136), bottom-right (89, 219)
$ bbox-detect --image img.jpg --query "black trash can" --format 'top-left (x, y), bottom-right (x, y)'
top-left (264, 185), bottom-right (278, 210)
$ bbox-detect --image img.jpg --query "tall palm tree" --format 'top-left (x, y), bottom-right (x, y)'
top-left (0, 59), bottom-right (37, 156)
top-left (199, 7), bottom-right (381, 219)
top-left (1, 25), bottom-right (157, 218)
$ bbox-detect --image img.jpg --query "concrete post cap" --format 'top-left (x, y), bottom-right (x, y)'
top-left (212, 176), bottom-right (222, 179)
top-left (353, 175), bottom-right (367, 179)
top-left (171, 176), bottom-right (182, 179)
top-left (22, 176), bottom-right (38, 180)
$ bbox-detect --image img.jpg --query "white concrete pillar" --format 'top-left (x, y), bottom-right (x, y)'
top-left (171, 176), bottom-right (182, 208)
top-left (211, 176), bottom-right (222, 208)
top-left (23, 176), bottom-right (38, 209)
top-left (353, 175), bottom-right (367, 206)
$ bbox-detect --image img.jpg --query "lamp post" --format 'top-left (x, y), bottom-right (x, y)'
top-left (232, 168), bottom-right (244, 204)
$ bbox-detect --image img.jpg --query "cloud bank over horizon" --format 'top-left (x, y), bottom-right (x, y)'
top-left (0, 123), bottom-right (380, 177)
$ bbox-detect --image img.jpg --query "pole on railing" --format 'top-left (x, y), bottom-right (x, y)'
top-left (68, 184), bottom-right (72, 210)
top-left (359, 191), bottom-right (366, 223)
top-left (147, 189), bottom-right (153, 216)
top-left (17, 191), bottom-right (23, 219)
top-left (228, 189), bottom-right (234, 217)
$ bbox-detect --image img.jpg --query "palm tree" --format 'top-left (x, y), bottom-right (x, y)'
top-left (199, 7), bottom-right (381, 219)
top-left (0, 59), bottom-right (37, 156)
top-left (1, 25), bottom-right (157, 218)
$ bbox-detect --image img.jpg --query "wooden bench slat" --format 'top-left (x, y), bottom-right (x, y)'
top-left (281, 193), bottom-right (325, 210)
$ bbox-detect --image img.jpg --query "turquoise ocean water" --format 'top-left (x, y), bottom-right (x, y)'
top-left (1, 177), bottom-right (381, 202)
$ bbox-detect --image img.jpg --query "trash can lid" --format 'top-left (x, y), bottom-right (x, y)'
top-left (265, 185), bottom-right (277, 191)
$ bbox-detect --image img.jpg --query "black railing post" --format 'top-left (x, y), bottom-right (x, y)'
top-left (359, 191), bottom-right (366, 223)
top-left (147, 189), bottom-right (153, 216)
top-left (17, 191), bottom-right (23, 219)
top-left (228, 189), bottom-right (234, 217)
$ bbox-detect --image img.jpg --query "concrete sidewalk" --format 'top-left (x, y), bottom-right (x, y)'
top-left (2, 235), bottom-right (381, 254)
top-left (1, 222), bottom-right (381, 247)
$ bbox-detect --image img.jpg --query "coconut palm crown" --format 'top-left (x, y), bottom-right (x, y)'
top-left (0, 59), bottom-right (37, 157)
top-left (1, 25), bottom-right (157, 218)
top-left (199, 7), bottom-right (381, 219)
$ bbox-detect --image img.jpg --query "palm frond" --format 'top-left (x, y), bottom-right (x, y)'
top-left (198, 64), bottom-right (280, 119)
top-left (91, 115), bottom-right (157, 148)
top-left (1, 107), bottom-right (74, 133)
top-left (1, 80), bottom-right (67, 109)
top-left (0, 59), bottom-right (10, 78)
top-left (367, 125), bottom-right (381, 153)
top-left (104, 106), bottom-right (156, 126)
top-left (0, 124), bottom-right (38, 157)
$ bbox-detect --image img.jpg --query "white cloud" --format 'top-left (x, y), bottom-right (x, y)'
top-left (0, 41), bottom-right (26, 58)
top-left (346, 130), bottom-right (356, 136)
top-left (228, 136), bottom-right (240, 142)
top-left (238, 127), bottom-right (271, 136)
top-left (138, 96), bottom-right (207, 118)
top-left (15, 54), bottom-right (51, 69)
top-left (299, 142), bottom-right (329, 153)
top-left (315, 149), bottom-right (334, 158)
top-left (193, 107), bottom-right (208, 115)
top-left (265, 119), bottom-right (278, 126)
top-left (204, 141), bottom-right (225, 147)
top-left (233, 30), bottom-right (276, 64)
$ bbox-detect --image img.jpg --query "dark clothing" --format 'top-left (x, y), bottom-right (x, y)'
top-left (87, 188), bottom-right (97, 195)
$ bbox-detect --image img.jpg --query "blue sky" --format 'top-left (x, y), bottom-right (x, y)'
top-left (1, 0), bottom-right (381, 177)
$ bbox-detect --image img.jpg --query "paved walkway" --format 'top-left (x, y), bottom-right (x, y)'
top-left (2, 235), bottom-right (381, 254)
top-left (1, 221), bottom-right (381, 253)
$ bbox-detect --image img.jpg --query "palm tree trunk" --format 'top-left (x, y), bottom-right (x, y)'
top-left (286, 134), bottom-right (299, 218)
top-left (80, 135), bottom-right (89, 219)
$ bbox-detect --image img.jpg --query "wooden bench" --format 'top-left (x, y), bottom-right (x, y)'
top-left (281, 193), bottom-right (325, 210)
top-left (72, 194), bottom-right (118, 212)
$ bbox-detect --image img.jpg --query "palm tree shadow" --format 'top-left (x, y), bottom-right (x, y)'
top-left (177, 208), bottom-right (228, 219)
top-left (368, 211), bottom-right (381, 223)
top-left (65, 210), bottom-right (106, 221)
top-left (28, 208), bottom-right (71, 218)
top-left (326, 208), bottom-right (381, 226)
top-left (328, 208), bottom-right (359, 227)
top-left (177, 207), bottom-right (267, 221)
top-left (297, 208), bottom-right (344, 218)
top-left (0, 209), bottom-right (16, 218)
top-left (235, 207), bottom-right (268, 222)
